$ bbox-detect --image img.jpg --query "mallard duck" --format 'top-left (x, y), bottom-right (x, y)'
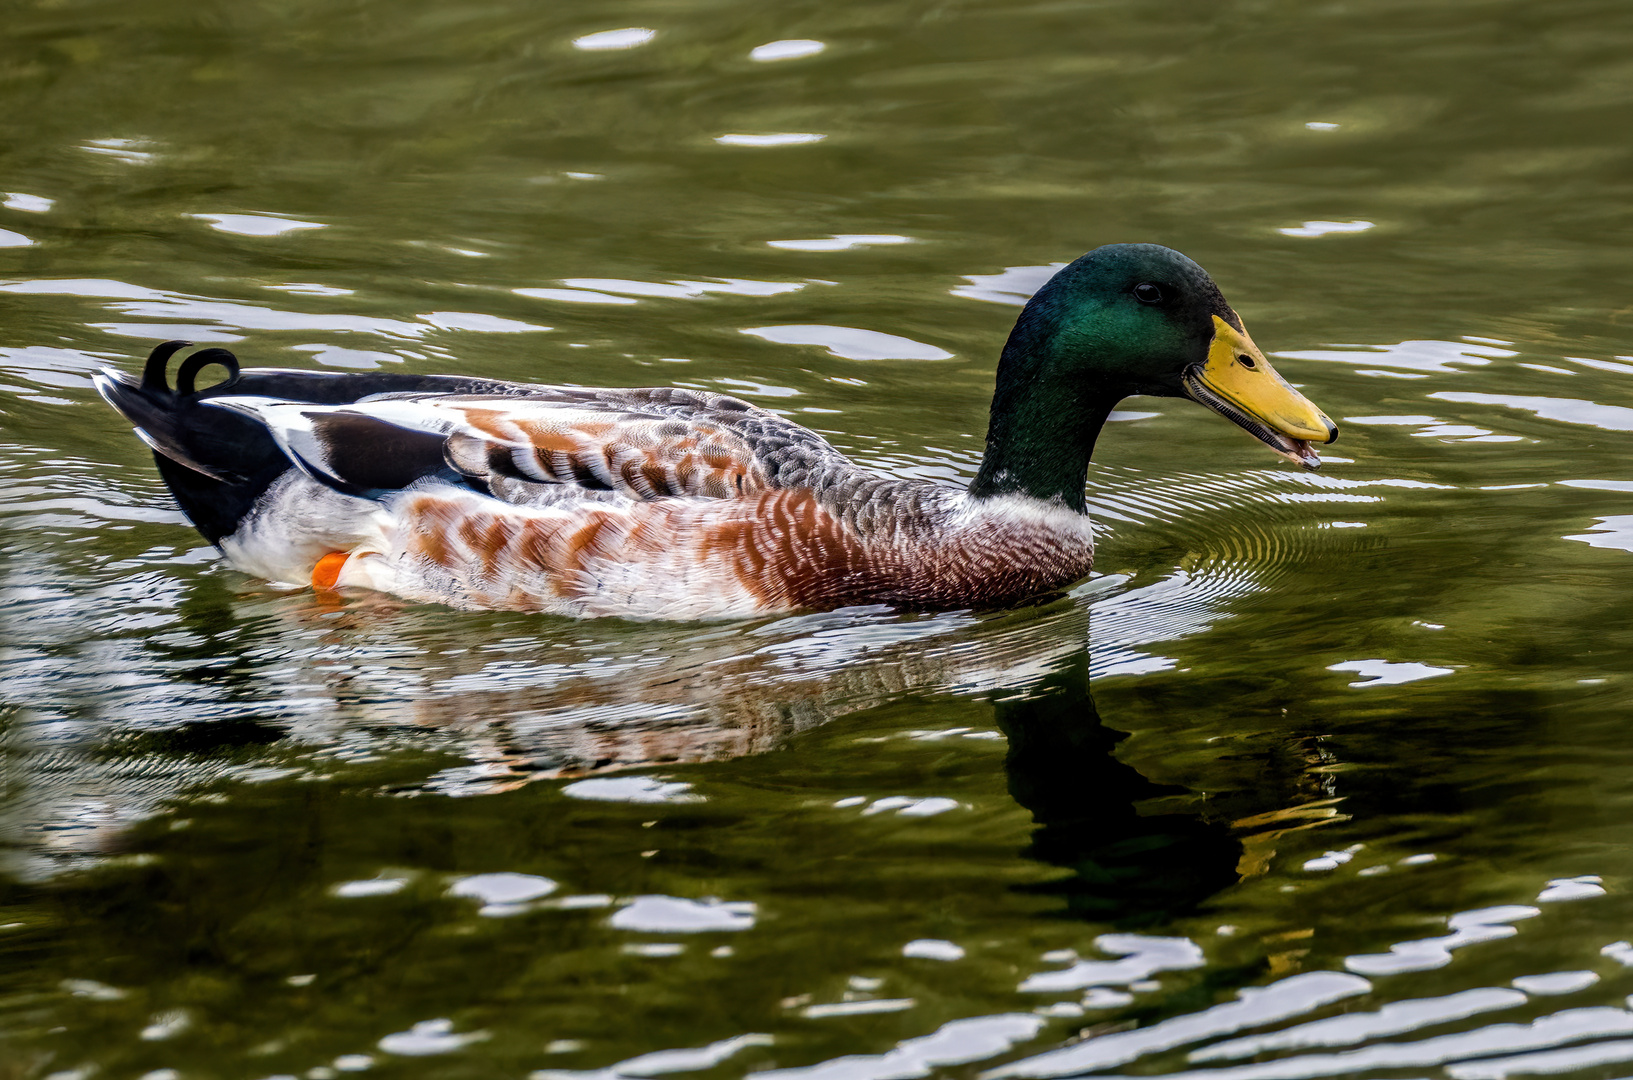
top-left (95, 243), bottom-right (1336, 620)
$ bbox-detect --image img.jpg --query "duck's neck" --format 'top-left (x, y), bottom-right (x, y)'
top-left (968, 323), bottom-right (1122, 515)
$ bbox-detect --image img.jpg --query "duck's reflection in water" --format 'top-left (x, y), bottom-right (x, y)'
top-left (233, 581), bottom-right (1119, 788)
top-left (997, 653), bottom-right (1241, 925)
top-left (10, 590), bottom-right (1246, 937)
top-left (6, 546), bottom-right (1267, 884)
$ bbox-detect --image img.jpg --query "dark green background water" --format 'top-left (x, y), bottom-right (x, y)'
top-left (6, 1), bottom-right (1633, 1078)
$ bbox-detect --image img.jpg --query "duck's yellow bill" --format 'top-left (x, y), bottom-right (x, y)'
top-left (1182, 315), bottom-right (1338, 470)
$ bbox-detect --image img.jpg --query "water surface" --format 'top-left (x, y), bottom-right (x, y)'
top-left (6, 2), bottom-right (1633, 1079)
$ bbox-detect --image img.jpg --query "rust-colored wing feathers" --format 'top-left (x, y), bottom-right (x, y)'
top-left (207, 389), bottom-right (800, 504)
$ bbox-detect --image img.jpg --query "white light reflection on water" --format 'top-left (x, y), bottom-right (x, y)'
top-left (1538, 876), bottom-right (1605, 902)
top-left (515, 287), bottom-right (640, 305)
top-left (1302, 846), bottom-right (1361, 871)
top-left (1433, 391), bottom-right (1633, 432)
top-left (288, 343), bottom-right (403, 369)
top-left (139, 1008), bottom-right (190, 1041)
top-left (714, 133), bottom-right (826, 147)
top-left (332, 877), bottom-right (409, 898)
top-left (94, 321), bottom-right (244, 343)
top-left (1326, 659), bottom-right (1454, 687)
top-left (1345, 905), bottom-right (1541, 976)
top-left (970, 881), bottom-right (1617, 1080)
top-left (741, 325), bottom-right (951, 361)
top-left (609, 896), bottom-right (756, 933)
top-left (0, 277), bottom-right (545, 341)
top-left (531, 1033), bottom-right (772, 1080)
top-left (950, 263), bottom-right (1065, 306)
top-left (1016, 935), bottom-right (1204, 994)
top-left (1448, 1038), bottom-right (1633, 1080)
top-left (1559, 479), bottom-right (1633, 492)
top-left (376, 1018), bottom-right (489, 1056)
top-left (265, 282), bottom-right (353, 296)
top-left (1512, 971), bottom-right (1600, 996)
top-left (190, 213), bottom-right (326, 237)
top-left (856, 796), bottom-right (959, 817)
top-left (0, 278), bottom-right (163, 300)
top-left (902, 939), bottom-right (964, 961)
top-left (562, 778), bottom-right (702, 804)
top-left (80, 137), bottom-right (155, 164)
top-left (1562, 354), bottom-right (1633, 377)
top-left (761, 1015), bottom-right (1044, 1080)
top-left (517, 277), bottom-right (804, 305)
top-left (803, 999), bottom-right (917, 1019)
top-left (447, 872), bottom-right (559, 916)
top-left (3, 192), bottom-right (53, 212)
top-left (750, 40), bottom-right (825, 62)
top-left (61, 979), bottom-right (126, 1002)
top-left (767, 235), bottom-right (912, 252)
top-left (571, 28), bottom-right (655, 51)
top-left (990, 972), bottom-right (1371, 1078)
top-left (1080, 1008), bottom-right (1633, 1080)
top-left (1563, 516), bottom-right (1633, 552)
top-left (1343, 414), bottom-right (1504, 441)
top-left (1279, 340), bottom-right (1512, 375)
top-left (709, 376), bottom-right (800, 398)
top-left (1190, 988), bottom-right (1528, 1061)
top-left (1277, 221), bottom-right (1375, 238)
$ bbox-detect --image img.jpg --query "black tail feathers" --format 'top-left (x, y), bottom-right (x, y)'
top-left (98, 341), bottom-right (289, 543)
top-left (140, 339), bottom-right (242, 399)
top-left (98, 340), bottom-right (254, 483)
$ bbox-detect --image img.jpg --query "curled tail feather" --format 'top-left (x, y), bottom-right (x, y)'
top-left (96, 341), bottom-right (289, 542)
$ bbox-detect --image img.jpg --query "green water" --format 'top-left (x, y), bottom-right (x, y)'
top-left (6, 1), bottom-right (1633, 1078)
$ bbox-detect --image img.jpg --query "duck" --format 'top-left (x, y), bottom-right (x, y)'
top-left (95, 243), bottom-right (1337, 621)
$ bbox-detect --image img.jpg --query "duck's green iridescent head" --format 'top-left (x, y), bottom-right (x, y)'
top-left (972, 244), bottom-right (1338, 508)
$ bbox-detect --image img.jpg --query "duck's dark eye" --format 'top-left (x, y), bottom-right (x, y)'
top-left (1133, 282), bottom-right (1164, 305)
top-left (1238, 354), bottom-right (1257, 369)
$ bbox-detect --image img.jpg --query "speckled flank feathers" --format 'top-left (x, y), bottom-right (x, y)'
top-left (372, 484), bottom-right (1092, 619)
